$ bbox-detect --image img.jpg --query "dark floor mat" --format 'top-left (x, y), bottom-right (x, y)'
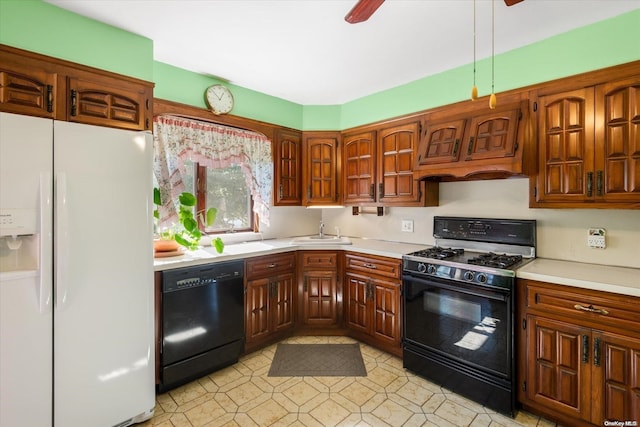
top-left (267, 343), bottom-right (367, 377)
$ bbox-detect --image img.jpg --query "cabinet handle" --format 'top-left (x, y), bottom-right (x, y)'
top-left (586, 172), bottom-right (593, 197)
top-left (574, 304), bottom-right (609, 316)
top-left (467, 136), bottom-right (474, 156)
top-left (370, 183), bottom-right (375, 198)
top-left (46, 85), bottom-right (53, 113)
top-left (452, 138), bottom-right (460, 158)
top-left (279, 183), bottom-right (283, 199)
top-left (267, 263), bottom-right (278, 268)
top-left (378, 183), bottom-right (383, 200)
top-left (594, 337), bottom-right (601, 367)
top-left (363, 263), bottom-right (377, 269)
top-left (581, 335), bottom-right (589, 363)
top-left (70, 89), bottom-right (77, 116)
top-left (596, 170), bottom-right (603, 196)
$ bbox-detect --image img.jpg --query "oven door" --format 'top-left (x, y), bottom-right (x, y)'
top-left (403, 272), bottom-right (512, 378)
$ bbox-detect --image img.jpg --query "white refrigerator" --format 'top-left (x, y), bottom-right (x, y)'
top-left (0, 112), bottom-right (155, 426)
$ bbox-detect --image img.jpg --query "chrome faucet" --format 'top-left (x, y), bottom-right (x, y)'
top-left (319, 221), bottom-right (325, 238)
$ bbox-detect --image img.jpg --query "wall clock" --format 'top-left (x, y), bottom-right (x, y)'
top-left (205, 84), bottom-right (234, 115)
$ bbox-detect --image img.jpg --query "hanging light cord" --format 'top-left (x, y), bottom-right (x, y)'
top-left (492, 0), bottom-right (495, 95)
top-left (471, 0), bottom-right (478, 100)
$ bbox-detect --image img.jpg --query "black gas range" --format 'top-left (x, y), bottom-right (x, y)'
top-left (402, 216), bottom-right (536, 417)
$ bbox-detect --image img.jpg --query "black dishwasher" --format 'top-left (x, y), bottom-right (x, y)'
top-left (159, 260), bottom-right (244, 392)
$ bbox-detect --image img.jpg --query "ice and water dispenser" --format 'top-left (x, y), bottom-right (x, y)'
top-left (0, 209), bottom-right (39, 273)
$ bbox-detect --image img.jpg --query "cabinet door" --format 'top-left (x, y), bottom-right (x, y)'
top-left (0, 51), bottom-right (60, 119)
top-left (592, 331), bottom-right (640, 423)
top-left (345, 272), bottom-right (370, 335)
top-left (595, 77), bottom-right (640, 204)
top-left (343, 131), bottom-right (376, 204)
top-left (67, 72), bottom-right (152, 131)
top-left (526, 315), bottom-right (592, 422)
top-left (245, 278), bottom-right (272, 344)
top-left (535, 88), bottom-right (595, 204)
top-left (378, 121), bottom-right (423, 205)
top-left (272, 273), bottom-right (295, 334)
top-left (416, 119), bottom-right (466, 166)
top-left (302, 270), bottom-right (338, 326)
top-left (274, 129), bottom-right (302, 205)
top-left (303, 132), bottom-right (340, 206)
top-left (370, 276), bottom-right (401, 348)
top-left (464, 105), bottom-right (521, 161)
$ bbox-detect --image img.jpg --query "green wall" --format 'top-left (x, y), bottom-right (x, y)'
top-left (339, 9), bottom-right (640, 129)
top-left (0, 0), bottom-right (153, 81)
top-left (1, 1), bottom-right (639, 132)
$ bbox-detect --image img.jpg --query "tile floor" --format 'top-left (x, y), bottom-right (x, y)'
top-left (141, 336), bottom-right (558, 427)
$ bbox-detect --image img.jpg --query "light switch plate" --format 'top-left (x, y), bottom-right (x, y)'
top-left (401, 219), bottom-right (414, 232)
top-left (588, 228), bottom-right (606, 249)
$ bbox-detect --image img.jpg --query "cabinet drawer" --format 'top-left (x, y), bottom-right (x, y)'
top-left (300, 251), bottom-right (337, 268)
top-left (246, 252), bottom-right (295, 280)
top-left (345, 252), bottom-right (401, 280)
top-left (524, 280), bottom-right (640, 333)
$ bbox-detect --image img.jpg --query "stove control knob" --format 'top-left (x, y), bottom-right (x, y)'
top-left (463, 271), bottom-right (475, 281)
top-left (417, 263), bottom-right (427, 273)
top-left (427, 264), bottom-right (437, 274)
top-left (476, 273), bottom-right (488, 284)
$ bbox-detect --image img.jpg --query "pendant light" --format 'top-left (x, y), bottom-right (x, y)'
top-left (489, 0), bottom-right (497, 109)
top-left (470, 0), bottom-right (478, 100)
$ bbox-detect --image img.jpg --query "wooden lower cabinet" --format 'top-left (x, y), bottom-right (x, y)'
top-left (298, 251), bottom-right (341, 329)
top-left (245, 253), bottom-right (296, 352)
top-left (344, 253), bottom-right (402, 357)
top-left (518, 279), bottom-right (640, 425)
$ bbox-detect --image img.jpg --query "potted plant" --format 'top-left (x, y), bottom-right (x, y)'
top-left (154, 188), bottom-right (224, 254)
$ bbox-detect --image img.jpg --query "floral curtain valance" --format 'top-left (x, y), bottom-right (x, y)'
top-left (153, 115), bottom-right (273, 227)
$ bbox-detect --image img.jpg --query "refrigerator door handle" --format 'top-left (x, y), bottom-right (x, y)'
top-left (39, 172), bottom-right (53, 313)
top-left (55, 172), bottom-right (69, 309)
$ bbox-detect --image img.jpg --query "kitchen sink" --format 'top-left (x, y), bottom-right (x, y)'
top-left (290, 236), bottom-right (352, 245)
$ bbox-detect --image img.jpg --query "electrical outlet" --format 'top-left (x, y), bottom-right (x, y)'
top-left (588, 227), bottom-right (606, 249)
top-left (401, 219), bottom-right (414, 233)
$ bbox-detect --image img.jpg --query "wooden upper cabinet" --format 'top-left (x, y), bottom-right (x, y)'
top-left (343, 131), bottom-right (376, 204)
top-left (302, 131), bottom-right (341, 206)
top-left (273, 129), bottom-right (302, 206)
top-left (595, 77), bottom-right (640, 204)
top-left (415, 100), bottom-right (528, 179)
top-left (67, 70), bottom-right (152, 131)
top-left (532, 77), bottom-right (640, 208)
top-left (416, 119), bottom-right (466, 166)
top-left (378, 121), bottom-right (425, 205)
top-left (342, 120), bottom-right (435, 206)
top-left (0, 44), bottom-right (153, 131)
top-left (465, 106), bottom-right (521, 161)
top-left (0, 47), bottom-right (61, 119)
top-left (533, 88), bottom-right (595, 204)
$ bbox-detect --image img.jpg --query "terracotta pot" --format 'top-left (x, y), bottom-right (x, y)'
top-left (154, 239), bottom-right (180, 252)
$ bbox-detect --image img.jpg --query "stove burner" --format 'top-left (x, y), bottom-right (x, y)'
top-left (411, 247), bottom-right (464, 260)
top-left (467, 253), bottom-right (523, 269)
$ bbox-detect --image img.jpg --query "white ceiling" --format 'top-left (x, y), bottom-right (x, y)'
top-left (45, 0), bottom-right (640, 105)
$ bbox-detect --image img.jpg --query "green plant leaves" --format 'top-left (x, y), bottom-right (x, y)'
top-left (178, 192), bottom-right (196, 206)
top-left (213, 237), bottom-right (225, 254)
top-left (206, 208), bottom-right (218, 226)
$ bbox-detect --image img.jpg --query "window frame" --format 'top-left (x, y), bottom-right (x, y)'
top-left (194, 163), bottom-right (256, 234)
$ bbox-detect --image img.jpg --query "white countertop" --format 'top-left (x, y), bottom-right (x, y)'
top-left (153, 237), bottom-right (431, 271)
top-left (154, 237), bottom-right (640, 298)
top-left (516, 258), bottom-right (640, 297)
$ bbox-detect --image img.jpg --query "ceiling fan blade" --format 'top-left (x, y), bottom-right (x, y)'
top-left (504, 0), bottom-right (524, 5)
top-left (345, 0), bottom-right (385, 24)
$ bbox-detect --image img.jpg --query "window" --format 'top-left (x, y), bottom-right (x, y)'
top-left (183, 160), bottom-right (254, 233)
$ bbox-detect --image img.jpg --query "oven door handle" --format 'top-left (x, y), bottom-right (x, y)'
top-left (403, 274), bottom-right (509, 302)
